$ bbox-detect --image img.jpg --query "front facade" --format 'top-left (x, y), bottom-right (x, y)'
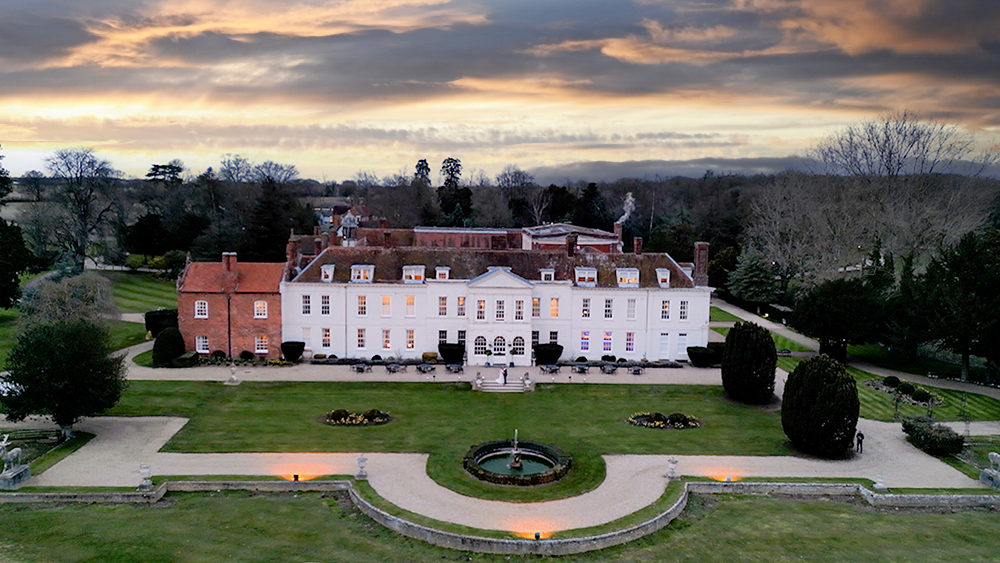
top-left (281, 243), bottom-right (711, 365)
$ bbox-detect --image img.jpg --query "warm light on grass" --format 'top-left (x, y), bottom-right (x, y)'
top-left (272, 461), bottom-right (333, 481)
top-left (507, 519), bottom-right (556, 538)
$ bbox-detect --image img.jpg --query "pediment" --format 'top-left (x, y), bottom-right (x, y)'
top-left (467, 267), bottom-right (533, 289)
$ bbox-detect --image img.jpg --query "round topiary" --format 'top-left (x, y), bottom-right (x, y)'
top-left (882, 375), bottom-right (900, 388)
top-left (211, 350), bottom-right (227, 359)
top-left (280, 341), bottom-right (306, 362)
top-left (721, 321), bottom-right (777, 404)
top-left (897, 381), bottom-right (916, 396)
top-left (911, 388), bottom-right (932, 403)
top-left (781, 354), bottom-right (860, 458)
top-left (239, 350), bottom-right (255, 361)
top-left (327, 408), bottom-right (350, 422)
top-left (152, 327), bottom-right (186, 367)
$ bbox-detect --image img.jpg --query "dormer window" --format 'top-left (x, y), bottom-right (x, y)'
top-left (435, 267), bottom-right (451, 280)
top-left (403, 265), bottom-right (426, 284)
top-left (320, 265), bottom-right (335, 283)
top-left (617, 268), bottom-right (639, 288)
top-left (575, 267), bottom-right (597, 287)
top-left (351, 265), bottom-right (374, 283)
top-left (540, 269), bottom-right (555, 282)
top-left (656, 268), bottom-right (670, 288)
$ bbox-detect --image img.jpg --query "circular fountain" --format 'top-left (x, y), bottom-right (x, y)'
top-left (463, 430), bottom-right (572, 486)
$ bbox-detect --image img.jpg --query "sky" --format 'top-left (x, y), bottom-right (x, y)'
top-left (1, 0), bottom-right (998, 184)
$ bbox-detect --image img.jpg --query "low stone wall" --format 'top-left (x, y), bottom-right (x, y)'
top-left (1, 479), bottom-right (997, 555)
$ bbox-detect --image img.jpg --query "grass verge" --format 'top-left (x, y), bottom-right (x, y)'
top-left (99, 271), bottom-right (177, 313)
top-left (133, 349), bottom-right (154, 367)
top-left (712, 327), bottom-right (813, 352)
top-left (709, 307), bottom-right (742, 323)
top-left (29, 432), bottom-right (95, 475)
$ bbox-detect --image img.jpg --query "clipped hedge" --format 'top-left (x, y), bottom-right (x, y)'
top-left (438, 343), bottom-right (465, 365)
top-left (152, 327), bottom-right (186, 367)
top-left (533, 343), bottom-right (564, 365)
top-left (721, 321), bottom-right (777, 403)
top-left (280, 341), bottom-right (306, 362)
top-left (686, 346), bottom-right (718, 368)
top-left (170, 351), bottom-right (198, 368)
top-left (781, 354), bottom-right (860, 458)
top-left (902, 416), bottom-right (964, 456)
top-left (143, 308), bottom-right (178, 338)
top-left (882, 375), bottom-right (900, 388)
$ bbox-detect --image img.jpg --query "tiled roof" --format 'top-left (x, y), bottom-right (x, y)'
top-left (292, 247), bottom-right (693, 288)
top-left (522, 223), bottom-right (619, 240)
top-left (179, 261), bottom-right (286, 294)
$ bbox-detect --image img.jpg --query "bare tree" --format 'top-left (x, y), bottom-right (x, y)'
top-left (44, 148), bottom-right (120, 272)
top-left (527, 186), bottom-right (551, 225)
top-left (252, 160), bottom-right (299, 185)
top-left (19, 272), bottom-right (118, 330)
top-left (496, 164), bottom-right (535, 189)
top-left (219, 154), bottom-right (255, 184)
top-left (20, 170), bottom-right (47, 201)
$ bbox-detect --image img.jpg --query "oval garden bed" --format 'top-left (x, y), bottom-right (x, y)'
top-left (864, 377), bottom-right (946, 408)
top-left (325, 409), bottom-right (392, 426)
top-left (627, 411), bottom-right (701, 429)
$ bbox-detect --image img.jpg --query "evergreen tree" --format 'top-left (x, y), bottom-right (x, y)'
top-left (790, 277), bottom-right (884, 362)
top-left (0, 147), bottom-right (30, 308)
top-left (781, 354), bottom-right (859, 458)
top-left (727, 248), bottom-right (780, 304)
top-left (720, 321), bottom-right (777, 404)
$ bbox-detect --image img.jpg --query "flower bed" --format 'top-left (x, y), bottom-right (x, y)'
top-left (864, 378), bottom-right (945, 408)
top-left (627, 411), bottom-right (701, 429)
top-left (325, 408), bottom-right (392, 426)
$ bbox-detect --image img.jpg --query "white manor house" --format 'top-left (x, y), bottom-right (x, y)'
top-left (278, 236), bottom-right (712, 366)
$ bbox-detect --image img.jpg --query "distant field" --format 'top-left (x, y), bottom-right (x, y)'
top-left (100, 272), bottom-right (177, 313)
top-left (712, 327), bottom-right (813, 352)
top-left (709, 307), bottom-right (742, 323)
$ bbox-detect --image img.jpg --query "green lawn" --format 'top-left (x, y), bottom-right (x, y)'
top-left (709, 307), bottom-right (742, 323)
top-left (712, 327), bottom-right (813, 352)
top-left (0, 307), bottom-right (17, 368)
top-left (99, 271), bottom-right (177, 313)
top-left (848, 343), bottom-right (989, 382)
top-left (777, 357), bottom-right (1000, 422)
top-left (1, 493), bottom-right (998, 563)
top-left (106, 381), bottom-right (788, 501)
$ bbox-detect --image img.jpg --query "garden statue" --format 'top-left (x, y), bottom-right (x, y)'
top-left (0, 435), bottom-right (22, 472)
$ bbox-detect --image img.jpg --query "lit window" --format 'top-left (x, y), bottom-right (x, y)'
top-left (511, 337), bottom-right (525, 355)
top-left (477, 300), bottom-right (485, 320)
top-left (255, 336), bottom-right (268, 354)
top-left (581, 331), bottom-right (590, 351)
top-left (301, 295), bottom-right (311, 315)
top-left (436, 267), bottom-right (450, 280)
top-left (196, 336), bottom-right (209, 353)
top-left (439, 296), bottom-right (447, 316)
top-left (604, 299), bottom-right (613, 319)
top-left (321, 265), bottom-right (335, 283)
top-left (493, 336), bottom-right (506, 356)
top-left (603, 331), bottom-right (612, 352)
top-left (626, 332), bottom-right (634, 352)
top-left (458, 330), bottom-right (466, 346)
top-left (680, 300), bottom-right (689, 320)
top-left (531, 331), bottom-right (539, 348)
top-left (457, 297), bottom-right (466, 316)
top-left (661, 300), bottom-right (670, 320)
top-left (351, 265), bottom-right (374, 282)
top-left (194, 300), bottom-right (208, 319)
top-left (627, 298), bottom-right (636, 320)
top-left (496, 300), bottom-right (505, 321)
top-left (550, 298), bottom-right (559, 317)
top-left (382, 295), bottom-right (391, 316)
top-left (439, 330), bottom-right (448, 344)
top-left (403, 265), bottom-right (425, 284)
top-left (357, 295), bottom-right (366, 316)
top-left (357, 328), bottom-right (366, 348)
top-left (656, 268), bottom-right (670, 288)
top-left (320, 328), bottom-right (330, 348)
top-left (474, 336), bottom-right (488, 355)
top-left (515, 300), bottom-right (524, 320)
top-left (254, 300), bottom-right (268, 319)
top-left (575, 267), bottom-right (597, 287)
top-left (549, 331), bottom-right (558, 344)
top-left (540, 269), bottom-right (554, 282)
top-left (406, 329), bottom-right (415, 349)
top-left (581, 298), bottom-right (591, 318)
top-left (406, 295), bottom-right (415, 317)
top-left (532, 298), bottom-right (540, 317)
top-left (382, 329), bottom-right (391, 349)
top-left (617, 268), bottom-right (639, 288)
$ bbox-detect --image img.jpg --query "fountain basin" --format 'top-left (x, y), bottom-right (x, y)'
top-left (463, 440), bottom-right (571, 486)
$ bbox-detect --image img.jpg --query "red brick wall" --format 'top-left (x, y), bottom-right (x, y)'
top-left (177, 291), bottom-right (282, 359)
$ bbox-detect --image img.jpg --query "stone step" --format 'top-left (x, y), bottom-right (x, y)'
top-left (479, 381), bottom-right (526, 393)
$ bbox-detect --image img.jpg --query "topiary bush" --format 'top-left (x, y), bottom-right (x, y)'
top-left (721, 321), bottom-right (777, 404)
top-left (152, 327), bottom-right (186, 367)
top-left (686, 346), bottom-right (718, 368)
top-left (144, 309), bottom-right (178, 338)
top-left (902, 416), bottom-right (964, 456)
top-left (575, 356), bottom-right (588, 363)
top-left (882, 375), bottom-right (900, 388)
top-left (601, 354), bottom-right (616, 362)
top-left (211, 350), bottom-right (227, 360)
top-left (781, 354), bottom-right (860, 458)
top-left (239, 350), bottom-right (255, 361)
top-left (911, 388), bottom-right (932, 403)
top-left (280, 341), bottom-right (305, 362)
top-left (896, 381), bottom-right (916, 396)
top-left (533, 343), bottom-right (563, 365)
top-left (438, 343), bottom-right (465, 365)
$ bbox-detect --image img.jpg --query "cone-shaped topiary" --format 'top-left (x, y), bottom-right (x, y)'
top-left (152, 326), bottom-right (186, 367)
top-left (721, 321), bottom-right (777, 403)
top-left (781, 354), bottom-right (860, 458)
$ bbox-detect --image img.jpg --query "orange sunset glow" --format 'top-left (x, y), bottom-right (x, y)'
top-left (1, 0), bottom-right (998, 181)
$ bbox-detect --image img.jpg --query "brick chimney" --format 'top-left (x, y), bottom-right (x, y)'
top-left (613, 222), bottom-right (623, 244)
top-left (693, 241), bottom-right (709, 286)
top-left (384, 230), bottom-right (393, 248)
top-left (633, 237), bottom-right (643, 255)
top-left (222, 252), bottom-right (237, 272)
top-left (566, 234), bottom-right (578, 257)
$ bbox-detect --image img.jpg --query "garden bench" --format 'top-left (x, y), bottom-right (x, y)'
top-left (600, 364), bottom-right (618, 375)
top-left (540, 364), bottom-right (560, 374)
top-left (417, 364), bottom-right (436, 374)
top-left (445, 364), bottom-right (463, 374)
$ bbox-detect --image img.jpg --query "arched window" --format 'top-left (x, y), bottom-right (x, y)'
top-left (493, 336), bottom-right (506, 356)
top-left (511, 336), bottom-right (525, 355)
top-left (474, 336), bottom-right (488, 355)
top-left (254, 300), bottom-right (268, 318)
top-left (194, 300), bottom-right (208, 319)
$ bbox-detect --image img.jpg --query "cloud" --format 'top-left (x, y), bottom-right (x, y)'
top-left (529, 156), bottom-right (816, 183)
